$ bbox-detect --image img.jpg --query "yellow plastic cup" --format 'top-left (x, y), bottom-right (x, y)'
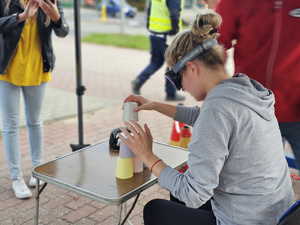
top-left (116, 157), bottom-right (133, 179)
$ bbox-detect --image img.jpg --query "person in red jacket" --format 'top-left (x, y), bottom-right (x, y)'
top-left (202, 0), bottom-right (220, 10)
top-left (216, 0), bottom-right (300, 168)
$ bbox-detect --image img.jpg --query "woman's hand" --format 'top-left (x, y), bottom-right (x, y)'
top-left (123, 94), bottom-right (177, 119)
top-left (18, 0), bottom-right (39, 22)
top-left (123, 95), bottom-right (156, 112)
top-left (39, 0), bottom-right (60, 23)
top-left (119, 119), bottom-right (153, 161)
top-left (119, 119), bottom-right (166, 176)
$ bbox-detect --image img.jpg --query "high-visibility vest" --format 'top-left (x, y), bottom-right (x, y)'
top-left (149, 0), bottom-right (183, 33)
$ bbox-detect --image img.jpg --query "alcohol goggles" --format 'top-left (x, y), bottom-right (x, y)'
top-left (165, 38), bottom-right (218, 91)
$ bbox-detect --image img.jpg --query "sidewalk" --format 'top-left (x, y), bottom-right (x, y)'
top-left (0, 18), bottom-right (194, 224)
top-left (0, 8), bottom-right (300, 225)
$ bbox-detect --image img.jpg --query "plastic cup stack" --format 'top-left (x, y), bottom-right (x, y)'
top-left (116, 102), bottom-right (143, 179)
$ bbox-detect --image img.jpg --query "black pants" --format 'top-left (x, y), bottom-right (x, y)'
top-left (143, 194), bottom-right (216, 225)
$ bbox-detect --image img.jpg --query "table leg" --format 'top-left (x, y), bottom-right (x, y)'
top-left (34, 178), bottom-right (40, 225)
top-left (116, 204), bottom-right (123, 225)
top-left (124, 203), bottom-right (133, 225)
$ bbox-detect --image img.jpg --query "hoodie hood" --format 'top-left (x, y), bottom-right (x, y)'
top-left (206, 74), bottom-right (275, 121)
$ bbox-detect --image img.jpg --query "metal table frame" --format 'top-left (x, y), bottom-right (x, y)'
top-left (33, 140), bottom-right (188, 224)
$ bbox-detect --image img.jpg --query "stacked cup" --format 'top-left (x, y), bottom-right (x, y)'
top-left (116, 102), bottom-right (143, 179)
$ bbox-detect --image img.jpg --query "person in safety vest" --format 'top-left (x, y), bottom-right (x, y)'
top-left (131, 0), bottom-right (185, 101)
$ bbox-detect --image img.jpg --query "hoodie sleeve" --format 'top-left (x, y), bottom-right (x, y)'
top-left (159, 106), bottom-right (233, 208)
top-left (174, 105), bottom-right (201, 126)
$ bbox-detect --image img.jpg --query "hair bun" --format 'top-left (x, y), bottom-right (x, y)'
top-left (191, 13), bottom-right (222, 42)
top-left (198, 18), bottom-right (209, 26)
top-left (209, 28), bottom-right (218, 34)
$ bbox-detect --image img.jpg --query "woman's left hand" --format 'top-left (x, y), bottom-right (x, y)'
top-left (39, 0), bottom-right (60, 23)
top-left (119, 119), bottom-right (153, 162)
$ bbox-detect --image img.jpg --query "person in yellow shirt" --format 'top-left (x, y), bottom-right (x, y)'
top-left (0, 0), bottom-right (69, 199)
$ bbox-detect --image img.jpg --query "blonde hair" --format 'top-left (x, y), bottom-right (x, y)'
top-left (5, 0), bottom-right (51, 26)
top-left (165, 12), bottom-right (225, 70)
top-left (5, 0), bottom-right (25, 12)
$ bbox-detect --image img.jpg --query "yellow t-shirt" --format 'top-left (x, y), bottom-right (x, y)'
top-left (0, 16), bottom-right (51, 86)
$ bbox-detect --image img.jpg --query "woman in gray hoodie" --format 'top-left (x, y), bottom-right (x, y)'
top-left (119, 12), bottom-right (294, 225)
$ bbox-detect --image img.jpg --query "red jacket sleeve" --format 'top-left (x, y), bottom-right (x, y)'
top-left (215, 0), bottom-right (239, 50)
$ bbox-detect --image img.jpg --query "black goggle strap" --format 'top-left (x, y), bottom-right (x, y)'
top-left (165, 69), bottom-right (182, 90)
top-left (166, 74), bottom-right (176, 86)
top-left (171, 38), bottom-right (218, 74)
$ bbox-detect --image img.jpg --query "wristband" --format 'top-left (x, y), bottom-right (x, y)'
top-left (150, 159), bottom-right (163, 173)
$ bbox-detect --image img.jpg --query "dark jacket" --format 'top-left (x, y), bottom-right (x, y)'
top-left (0, 0), bottom-right (69, 74)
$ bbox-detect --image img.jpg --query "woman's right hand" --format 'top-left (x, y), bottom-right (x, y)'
top-left (123, 95), bottom-right (156, 112)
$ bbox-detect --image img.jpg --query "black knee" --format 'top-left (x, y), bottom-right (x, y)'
top-left (143, 199), bottom-right (164, 225)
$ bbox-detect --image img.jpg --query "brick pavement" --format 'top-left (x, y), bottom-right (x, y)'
top-left (0, 25), bottom-right (194, 224)
top-left (1, 8), bottom-right (300, 225)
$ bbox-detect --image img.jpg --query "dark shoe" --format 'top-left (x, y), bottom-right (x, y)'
top-left (131, 79), bottom-right (141, 95)
top-left (165, 94), bottom-right (185, 101)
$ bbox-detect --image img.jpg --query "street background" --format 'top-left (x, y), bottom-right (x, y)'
top-left (0, 6), bottom-right (299, 225)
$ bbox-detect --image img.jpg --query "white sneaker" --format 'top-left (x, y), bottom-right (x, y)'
top-left (12, 177), bottom-right (32, 199)
top-left (29, 175), bottom-right (44, 187)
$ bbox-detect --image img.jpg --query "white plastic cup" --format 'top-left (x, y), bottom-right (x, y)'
top-left (119, 138), bottom-right (135, 158)
top-left (123, 102), bottom-right (138, 122)
top-left (132, 156), bottom-right (143, 173)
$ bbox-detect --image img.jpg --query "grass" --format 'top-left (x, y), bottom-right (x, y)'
top-left (81, 33), bottom-right (150, 50)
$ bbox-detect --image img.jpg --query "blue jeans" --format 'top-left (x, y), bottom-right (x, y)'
top-left (0, 80), bottom-right (47, 180)
top-left (136, 35), bottom-right (177, 97)
top-left (279, 121), bottom-right (300, 169)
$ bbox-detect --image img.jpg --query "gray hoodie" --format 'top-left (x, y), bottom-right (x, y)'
top-left (158, 74), bottom-right (294, 225)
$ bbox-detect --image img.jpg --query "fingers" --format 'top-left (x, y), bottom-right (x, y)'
top-left (123, 94), bottom-right (138, 104)
top-left (119, 120), bottom-right (145, 141)
top-left (44, 0), bottom-right (53, 6)
top-left (119, 127), bottom-right (132, 143)
top-left (144, 123), bottom-right (153, 141)
top-left (39, 0), bottom-right (60, 23)
top-left (124, 120), bottom-right (143, 137)
top-left (33, 0), bottom-right (40, 7)
top-left (122, 95), bottom-right (137, 110)
top-left (24, 0), bottom-right (39, 18)
top-left (122, 95), bottom-right (153, 113)
top-left (38, 0), bottom-right (49, 11)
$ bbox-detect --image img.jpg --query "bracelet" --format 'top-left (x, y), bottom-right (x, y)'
top-left (150, 159), bottom-right (163, 173)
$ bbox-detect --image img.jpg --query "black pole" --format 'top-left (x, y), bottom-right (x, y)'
top-left (70, 0), bottom-right (90, 151)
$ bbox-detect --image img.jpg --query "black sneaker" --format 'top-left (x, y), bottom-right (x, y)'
top-left (131, 79), bottom-right (141, 95)
top-left (165, 94), bottom-right (186, 101)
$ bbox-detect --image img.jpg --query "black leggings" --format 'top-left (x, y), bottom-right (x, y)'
top-left (143, 194), bottom-right (216, 225)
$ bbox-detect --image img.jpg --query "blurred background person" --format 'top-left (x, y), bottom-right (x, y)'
top-left (131, 0), bottom-right (185, 101)
top-left (216, 0), bottom-right (300, 168)
top-left (202, 0), bottom-right (220, 10)
top-left (0, 0), bottom-right (69, 199)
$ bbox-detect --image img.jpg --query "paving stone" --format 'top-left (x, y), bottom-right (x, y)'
top-left (0, 8), bottom-right (298, 225)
